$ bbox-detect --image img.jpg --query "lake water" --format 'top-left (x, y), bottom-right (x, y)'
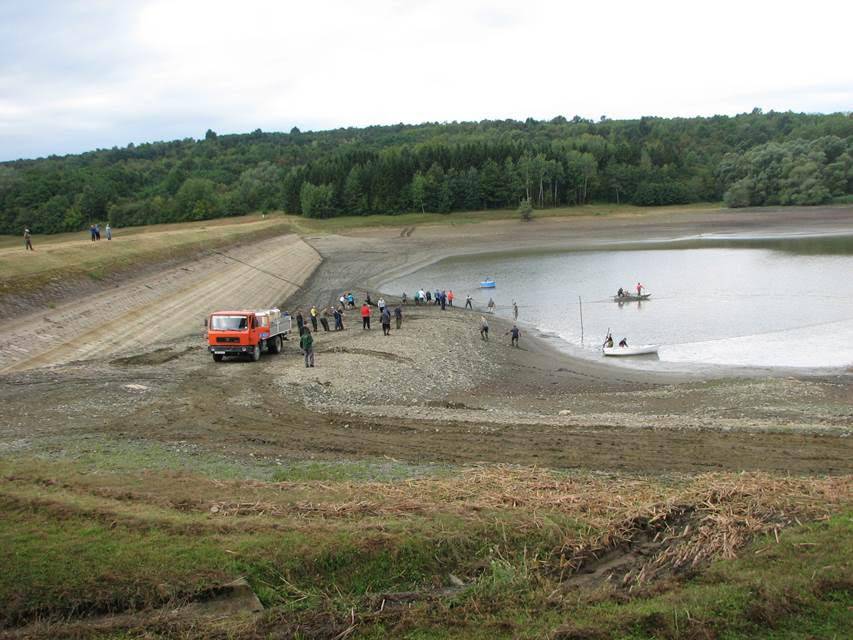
top-left (380, 234), bottom-right (853, 370)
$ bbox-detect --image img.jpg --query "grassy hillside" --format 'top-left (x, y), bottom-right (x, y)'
top-left (0, 213), bottom-right (292, 299)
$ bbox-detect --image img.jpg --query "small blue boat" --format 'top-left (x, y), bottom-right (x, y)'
top-left (480, 278), bottom-right (496, 288)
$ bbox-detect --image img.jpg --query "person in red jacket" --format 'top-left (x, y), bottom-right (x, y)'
top-left (361, 303), bottom-right (371, 330)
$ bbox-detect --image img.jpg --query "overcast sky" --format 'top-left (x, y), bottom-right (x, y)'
top-left (1, 0), bottom-right (851, 161)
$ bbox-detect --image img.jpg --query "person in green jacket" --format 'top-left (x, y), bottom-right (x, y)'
top-left (300, 328), bottom-right (315, 367)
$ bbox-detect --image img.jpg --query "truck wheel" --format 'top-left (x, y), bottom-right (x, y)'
top-left (212, 353), bottom-right (224, 362)
top-left (269, 335), bottom-right (281, 354)
top-left (251, 344), bottom-right (261, 362)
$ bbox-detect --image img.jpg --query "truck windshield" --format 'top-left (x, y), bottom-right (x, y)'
top-left (210, 315), bottom-right (248, 330)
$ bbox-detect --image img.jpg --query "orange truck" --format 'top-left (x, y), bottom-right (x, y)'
top-left (207, 308), bottom-right (291, 362)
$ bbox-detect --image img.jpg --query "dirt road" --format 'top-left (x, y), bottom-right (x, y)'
top-left (0, 234), bottom-right (320, 373)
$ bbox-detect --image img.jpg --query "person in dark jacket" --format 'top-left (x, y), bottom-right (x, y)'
top-left (506, 324), bottom-right (521, 347)
top-left (381, 308), bottom-right (392, 335)
top-left (296, 311), bottom-right (305, 336)
top-left (394, 305), bottom-right (403, 330)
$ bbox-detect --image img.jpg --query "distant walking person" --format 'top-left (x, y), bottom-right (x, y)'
top-left (90, 224), bottom-right (96, 242)
top-left (394, 305), bottom-right (403, 330)
top-left (24, 228), bottom-right (34, 251)
top-left (105, 224), bottom-right (112, 240)
top-left (300, 328), bottom-right (315, 367)
top-left (512, 301), bottom-right (518, 321)
top-left (94, 224), bottom-right (101, 240)
top-left (310, 305), bottom-right (319, 331)
top-left (333, 307), bottom-right (344, 331)
top-left (465, 295), bottom-right (473, 309)
top-left (448, 290), bottom-right (454, 307)
top-left (381, 307), bottom-right (392, 335)
top-left (487, 298), bottom-right (496, 314)
top-left (377, 297), bottom-right (386, 314)
top-left (506, 324), bottom-right (521, 347)
top-left (361, 303), bottom-right (371, 330)
top-left (480, 316), bottom-right (489, 341)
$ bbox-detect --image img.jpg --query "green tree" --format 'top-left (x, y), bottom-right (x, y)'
top-left (518, 197), bottom-right (533, 222)
top-left (343, 165), bottom-right (369, 215)
top-left (175, 178), bottom-right (221, 220)
top-left (233, 162), bottom-right (282, 213)
top-left (300, 182), bottom-right (335, 218)
top-left (410, 173), bottom-right (427, 213)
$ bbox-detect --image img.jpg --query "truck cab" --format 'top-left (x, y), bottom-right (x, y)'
top-left (207, 309), bottom-right (290, 362)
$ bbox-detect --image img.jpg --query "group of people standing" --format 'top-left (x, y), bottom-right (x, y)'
top-left (361, 297), bottom-right (403, 335)
top-left (293, 286), bottom-right (530, 367)
top-left (22, 223), bottom-right (114, 251)
top-left (291, 293), bottom-right (407, 367)
top-left (412, 288), bottom-right (455, 310)
top-left (89, 223), bottom-right (112, 241)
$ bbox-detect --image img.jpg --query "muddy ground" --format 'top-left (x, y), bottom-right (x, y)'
top-left (1, 205), bottom-right (852, 475)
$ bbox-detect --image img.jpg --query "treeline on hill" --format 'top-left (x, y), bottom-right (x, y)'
top-left (0, 110), bottom-right (851, 234)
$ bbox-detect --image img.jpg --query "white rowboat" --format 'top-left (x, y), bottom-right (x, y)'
top-left (603, 345), bottom-right (659, 357)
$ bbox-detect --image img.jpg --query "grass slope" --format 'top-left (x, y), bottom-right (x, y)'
top-left (0, 214), bottom-right (292, 298)
top-left (1, 451), bottom-right (849, 639)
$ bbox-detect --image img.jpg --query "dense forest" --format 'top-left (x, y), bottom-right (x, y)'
top-left (1, 110), bottom-right (851, 234)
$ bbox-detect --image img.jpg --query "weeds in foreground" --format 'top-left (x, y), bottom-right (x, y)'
top-left (0, 461), bottom-right (849, 638)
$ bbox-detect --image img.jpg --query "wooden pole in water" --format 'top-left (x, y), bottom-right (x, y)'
top-left (578, 295), bottom-right (584, 345)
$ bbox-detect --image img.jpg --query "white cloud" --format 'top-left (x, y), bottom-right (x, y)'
top-left (0, 0), bottom-right (851, 159)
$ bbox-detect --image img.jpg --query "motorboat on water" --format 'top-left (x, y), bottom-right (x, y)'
top-left (480, 278), bottom-right (496, 288)
top-left (603, 344), bottom-right (659, 356)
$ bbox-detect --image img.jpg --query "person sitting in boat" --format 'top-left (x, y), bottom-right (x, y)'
top-left (619, 338), bottom-right (629, 348)
top-left (617, 287), bottom-right (625, 298)
top-left (603, 334), bottom-right (614, 348)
